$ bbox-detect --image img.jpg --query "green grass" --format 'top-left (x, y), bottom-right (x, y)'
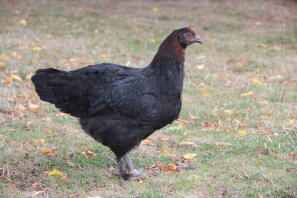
top-left (1, 0), bottom-right (297, 197)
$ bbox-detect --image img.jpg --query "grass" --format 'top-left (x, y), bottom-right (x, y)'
top-left (0, 0), bottom-right (297, 197)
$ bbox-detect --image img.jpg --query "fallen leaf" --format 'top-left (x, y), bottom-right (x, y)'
top-left (203, 121), bottom-right (218, 128)
top-left (258, 44), bottom-right (267, 48)
top-left (160, 149), bottom-right (176, 157)
top-left (215, 142), bottom-right (232, 146)
top-left (29, 138), bottom-right (45, 145)
top-left (152, 164), bottom-right (181, 173)
top-left (159, 137), bottom-right (170, 141)
top-left (0, 53), bottom-right (9, 60)
top-left (86, 150), bottom-right (96, 157)
top-left (39, 147), bottom-right (55, 156)
top-left (226, 58), bottom-right (234, 64)
top-left (152, 7), bottom-right (158, 13)
top-left (237, 58), bottom-right (251, 67)
top-left (48, 169), bottom-right (64, 176)
top-left (12, 52), bottom-right (22, 60)
top-left (141, 139), bottom-right (154, 145)
top-left (288, 153), bottom-right (297, 158)
top-left (0, 61), bottom-right (5, 67)
top-left (94, 29), bottom-right (100, 35)
top-left (99, 54), bottom-right (107, 59)
top-left (43, 129), bottom-right (54, 134)
top-left (19, 19), bottom-right (27, 26)
top-left (149, 39), bottom-right (156, 43)
top-left (223, 109), bottom-right (234, 115)
top-left (27, 103), bottom-right (40, 113)
top-left (202, 90), bottom-right (209, 97)
top-left (31, 190), bottom-right (47, 198)
top-left (32, 46), bottom-right (42, 51)
top-left (256, 146), bottom-right (269, 156)
top-left (3, 74), bottom-right (22, 84)
top-left (250, 78), bottom-right (261, 85)
top-left (178, 141), bottom-right (195, 146)
top-left (237, 130), bottom-right (247, 135)
top-left (196, 64), bottom-right (205, 70)
top-left (240, 91), bottom-right (254, 97)
top-left (183, 153), bottom-right (197, 160)
top-left (32, 182), bottom-right (43, 190)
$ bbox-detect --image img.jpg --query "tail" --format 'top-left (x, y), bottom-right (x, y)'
top-left (31, 68), bottom-right (87, 117)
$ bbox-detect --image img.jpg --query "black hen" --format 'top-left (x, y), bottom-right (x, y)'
top-left (31, 27), bottom-right (203, 179)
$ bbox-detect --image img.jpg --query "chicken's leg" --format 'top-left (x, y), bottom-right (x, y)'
top-left (123, 154), bottom-right (146, 178)
top-left (116, 156), bottom-right (129, 180)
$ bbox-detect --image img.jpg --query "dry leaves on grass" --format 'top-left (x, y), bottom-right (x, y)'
top-left (151, 163), bottom-right (181, 173)
top-left (159, 149), bottom-right (176, 157)
top-left (183, 153), bottom-right (197, 160)
top-left (48, 169), bottom-right (64, 176)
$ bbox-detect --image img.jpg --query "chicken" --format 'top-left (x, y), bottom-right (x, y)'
top-left (31, 27), bottom-right (203, 180)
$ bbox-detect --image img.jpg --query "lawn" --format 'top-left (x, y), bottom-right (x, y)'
top-left (0, 0), bottom-right (297, 197)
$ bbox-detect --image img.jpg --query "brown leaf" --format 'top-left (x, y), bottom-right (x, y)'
top-left (288, 153), bottom-right (297, 158)
top-left (43, 129), bottom-right (54, 134)
top-left (141, 139), bottom-right (154, 145)
top-left (32, 182), bottom-right (43, 190)
top-left (203, 122), bottom-right (218, 128)
top-left (161, 164), bottom-right (181, 173)
top-left (39, 147), bottom-right (55, 156)
top-left (86, 150), bottom-right (96, 157)
top-left (256, 146), bottom-right (269, 156)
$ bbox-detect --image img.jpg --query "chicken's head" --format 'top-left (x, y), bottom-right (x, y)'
top-left (176, 27), bottom-right (203, 47)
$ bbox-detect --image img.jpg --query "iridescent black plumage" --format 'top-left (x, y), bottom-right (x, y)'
top-left (31, 27), bottom-right (202, 179)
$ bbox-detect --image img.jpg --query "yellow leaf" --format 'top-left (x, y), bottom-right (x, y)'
top-left (28, 103), bottom-right (40, 113)
top-left (48, 169), bottom-right (64, 176)
top-left (0, 61), bottom-right (5, 67)
top-left (141, 139), bottom-right (154, 145)
top-left (99, 54), bottom-right (107, 59)
top-left (237, 130), bottom-right (247, 135)
top-left (29, 138), bottom-right (45, 145)
top-left (149, 39), bottom-right (156, 43)
top-left (250, 78), bottom-right (261, 84)
top-left (152, 7), bottom-right (158, 13)
top-left (202, 90), bottom-right (209, 97)
top-left (19, 19), bottom-right (27, 26)
top-left (215, 142), bottom-right (232, 146)
top-left (240, 91), bottom-right (254, 97)
top-left (3, 75), bottom-right (22, 84)
top-left (196, 64), bottom-right (205, 70)
top-left (0, 53), bottom-right (9, 60)
top-left (258, 43), bottom-right (267, 48)
top-left (94, 29), bottom-right (100, 35)
top-left (59, 59), bottom-right (66, 63)
top-left (178, 141), bottom-right (196, 146)
top-left (183, 153), bottom-right (197, 160)
top-left (223, 109), bottom-right (234, 115)
top-left (12, 52), bottom-right (22, 60)
top-left (160, 149), bottom-right (176, 157)
top-left (32, 46), bottom-right (42, 51)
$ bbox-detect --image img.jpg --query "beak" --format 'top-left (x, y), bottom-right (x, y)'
top-left (194, 35), bottom-right (203, 44)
